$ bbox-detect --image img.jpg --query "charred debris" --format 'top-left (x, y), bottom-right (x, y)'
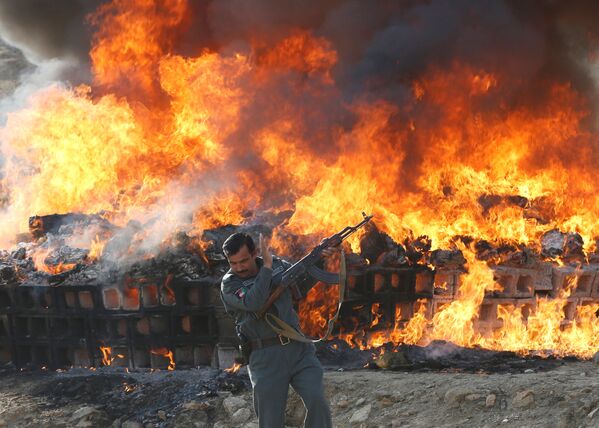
top-left (2, 209), bottom-right (595, 289)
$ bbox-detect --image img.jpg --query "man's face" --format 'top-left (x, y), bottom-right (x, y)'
top-left (226, 245), bottom-right (259, 278)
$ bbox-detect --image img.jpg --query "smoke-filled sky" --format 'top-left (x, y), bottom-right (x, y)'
top-left (0, 0), bottom-right (598, 105)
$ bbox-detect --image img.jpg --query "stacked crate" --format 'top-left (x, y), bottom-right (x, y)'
top-left (443, 263), bottom-right (599, 335)
top-left (338, 265), bottom-right (434, 334)
top-left (551, 265), bottom-right (599, 326)
top-left (0, 286), bottom-right (15, 365)
top-left (0, 277), bottom-right (219, 370)
top-left (338, 261), bottom-right (599, 338)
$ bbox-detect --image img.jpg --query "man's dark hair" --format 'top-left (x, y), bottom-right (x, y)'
top-left (222, 232), bottom-right (256, 257)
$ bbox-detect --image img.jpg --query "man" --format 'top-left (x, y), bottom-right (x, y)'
top-left (220, 232), bottom-right (334, 428)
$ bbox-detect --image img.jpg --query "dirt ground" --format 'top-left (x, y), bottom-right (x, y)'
top-left (0, 359), bottom-right (598, 428)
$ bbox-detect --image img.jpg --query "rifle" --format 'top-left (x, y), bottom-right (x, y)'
top-left (256, 212), bottom-right (373, 319)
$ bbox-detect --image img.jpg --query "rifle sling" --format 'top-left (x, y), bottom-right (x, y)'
top-left (264, 251), bottom-right (346, 343)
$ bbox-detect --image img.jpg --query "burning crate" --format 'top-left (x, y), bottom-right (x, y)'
top-left (363, 265), bottom-right (433, 298)
top-left (551, 265), bottom-right (599, 297)
top-left (432, 268), bottom-right (463, 297)
top-left (475, 298), bottom-right (536, 331)
top-left (486, 265), bottom-right (553, 299)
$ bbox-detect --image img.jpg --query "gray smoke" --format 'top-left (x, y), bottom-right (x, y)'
top-left (0, 1), bottom-right (103, 125)
top-left (0, 0), bottom-right (101, 64)
top-left (201, 0), bottom-right (599, 100)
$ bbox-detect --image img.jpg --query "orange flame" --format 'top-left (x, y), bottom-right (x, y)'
top-left (30, 248), bottom-right (76, 274)
top-left (315, 251), bottom-right (599, 359)
top-left (150, 347), bottom-right (175, 370)
top-left (224, 362), bottom-right (242, 374)
top-left (370, 303), bottom-right (383, 328)
top-left (89, 0), bottom-right (189, 100)
top-left (88, 235), bottom-right (106, 261)
top-left (100, 346), bottom-right (124, 366)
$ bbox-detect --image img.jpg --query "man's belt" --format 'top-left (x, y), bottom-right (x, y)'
top-left (249, 335), bottom-right (292, 351)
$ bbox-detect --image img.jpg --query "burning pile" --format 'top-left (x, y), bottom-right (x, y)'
top-left (301, 222), bottom-right (599, 359)
top-left (0, 0), bottom-right (598, 366)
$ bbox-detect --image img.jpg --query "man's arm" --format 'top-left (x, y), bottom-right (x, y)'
top-left (221, 266), bottom-right (273, 312)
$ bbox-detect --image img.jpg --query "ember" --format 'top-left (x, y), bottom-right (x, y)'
top-left (150, 347), bottom-right (175, 371)
top-left (100, 346), bottom-right (124, 367)
top-left (224, 362), bottom-right (242, 374)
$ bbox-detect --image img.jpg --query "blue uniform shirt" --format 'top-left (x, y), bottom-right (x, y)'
top-left (220, 256), bottom-right (317, 341)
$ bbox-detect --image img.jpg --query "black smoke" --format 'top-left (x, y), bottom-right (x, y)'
top-left (0, 0), bottom-right (598, 98)
top-left (0, 0), bottom-right (103, 63)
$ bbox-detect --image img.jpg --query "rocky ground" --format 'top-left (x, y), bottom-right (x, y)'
top-left (0, 357), bottom-right (598, 428)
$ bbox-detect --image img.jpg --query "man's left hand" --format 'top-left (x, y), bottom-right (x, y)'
top-left (321, 245), bottom-right (341, 259)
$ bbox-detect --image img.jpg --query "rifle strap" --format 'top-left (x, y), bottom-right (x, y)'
top-left (264, 251), bottom-right (346, 343)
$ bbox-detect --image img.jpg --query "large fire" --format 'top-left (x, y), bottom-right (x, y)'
top-left (0, 1), bottom-right (598, 359)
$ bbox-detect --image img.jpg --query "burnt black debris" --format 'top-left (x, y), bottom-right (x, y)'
top-left (429, 249), bottom-right (466, 269)
top-left (478, 194), bottom-right (529, 216)
top-left (127, 250), bottom-right (210, 282)
top-left (403, 235), bottom-right (431, 265)
top-left (359, 222), bottom-right (394, 264)
top-left (540, 229), bottom-right (585, 263)
top-left (474, 241), bottom-right (533, 267)
top-left (23, 367), bottom-right (250, 426)
top-left (2, 217), bottom-right (285, 289)
top-left (5, 212), bottom-right (595, 289)
top-left (359, 222), bottom-right (412, 267)
top-left (29, 213), bottom-right (115, 239)
top-left (316, 340), bottom-right (568, 374)
top-left (61, 263), bottom-right (104, 286)
top-left (0, 211), bottom-right (597, 370)
top-left (541, 229), bottom-right (566, 258)
top-left (563, 232), bottom-right (585, 262)
top-left (44, 246), bottom-right (89, 266)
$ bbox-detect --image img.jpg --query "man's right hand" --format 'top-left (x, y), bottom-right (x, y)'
top-left (259, 233), bottom-right (273, 269)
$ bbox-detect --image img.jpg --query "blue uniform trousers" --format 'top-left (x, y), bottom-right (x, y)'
top-left (248, 340), bottom-right (332, 428)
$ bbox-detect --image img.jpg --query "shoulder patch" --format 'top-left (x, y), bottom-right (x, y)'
top-left (234, 286), bottom-right (249, 300)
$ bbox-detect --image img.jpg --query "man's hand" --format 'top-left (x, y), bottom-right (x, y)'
top-left (321, 245), bottom-right (341, 260)
top-left (259, 233), bottom-right (273, 269)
